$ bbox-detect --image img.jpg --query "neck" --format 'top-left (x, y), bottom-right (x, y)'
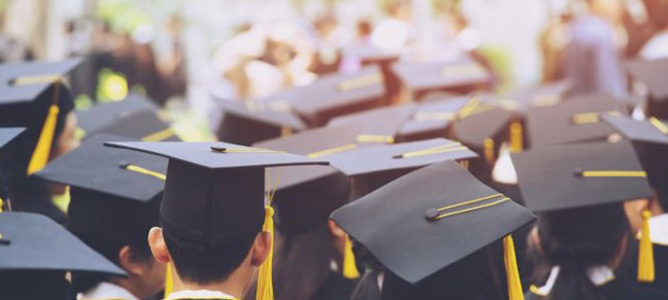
top-left (172, 265), bottom-right (253, 299)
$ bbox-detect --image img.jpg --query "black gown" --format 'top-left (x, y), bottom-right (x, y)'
top-left (313, 271), bottom-right (359, 300)
top-left (525, 278), bottom-right (668, 300)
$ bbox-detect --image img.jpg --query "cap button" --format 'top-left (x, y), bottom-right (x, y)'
top-left (573, 168), bottom-right (584, 177)
top-left (425, 208), bottom-right (439, 221)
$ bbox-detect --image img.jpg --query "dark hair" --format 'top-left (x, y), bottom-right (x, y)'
top-left (381, 248), bottom-right (494, 300)
top-left (163, 227), bottom-right (257, 284)
top-left (529, 203), bottom-right (629, 300)
top-left (271, 223), bottom-right (337, 300)
top-left (631, 143), bottom-right (668, 212)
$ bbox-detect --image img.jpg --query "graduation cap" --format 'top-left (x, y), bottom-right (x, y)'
top-left (626, 57), bottom-right (668, 119)
top-left (327, 103), bottom-right (416, 143)
top-left (215, 99), bottom-right (305, 146)
top-left (253, 125), bottom-right (369, 236)
top-left (452, 98), bottom-right (518, 170)
top-left (526, 94), bottom-right (620, 149)
top-left (76, 93), bottom-right (158, 137)
top-left (512, 140), bottom-right (657, 283)
top-left (602, 114), bottom-right (668, 199)
top-left (0, 59), bottom-right (82, 175)
top-left (89, 109), bottom-right (180, 142)
top-left (398, 96), bottom-right (471, 142)
top-left (331, 160), bottom-right (535, 299)
top-left (0, 212), bottom-right (124, 275)
top-left (104, 141), bottom-right (329, 298)
top-left (0, 128), bottom-right (24, 151)
top-left (289, 66), bottom-right (387, 126)
top-left (391, 57), bottom-right (492, 102)
top-left (327, 138), bottom-right (478, 196)
top-left (512, 141), bottom-right (652, 212)
top-left (34, 134), bottom-right (167, 237)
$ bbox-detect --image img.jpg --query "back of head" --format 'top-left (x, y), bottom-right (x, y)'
top-left (163, 225), bottom-right (257, 285)
top-left (69, 188), bottom-right (159, 293)
top-left (634, 143), bottom-right (668, 211)
top-left (381, 248), bottom-right (492, 300)
top-left (534, 203), bottom-right (628, 300)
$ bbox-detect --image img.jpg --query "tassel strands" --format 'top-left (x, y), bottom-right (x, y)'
top-left (342, 235), bottom-right (361, 279)
top-left (503, 235), bottom-right (524, 300)
top-left (638, 210), bottom-right (655, 282)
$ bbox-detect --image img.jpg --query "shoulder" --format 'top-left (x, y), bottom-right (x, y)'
top-left (602, 279), bottom-right (668, 300)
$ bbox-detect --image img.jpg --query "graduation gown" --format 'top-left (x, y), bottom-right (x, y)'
top-left (312, 271), bottom-right (358, 300)
top-left (165, 290), bottom-right (238, 300)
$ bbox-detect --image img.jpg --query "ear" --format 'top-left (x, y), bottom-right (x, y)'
top-left (250, 232), bottom-right (271, 267)
top-left (328, 219), bottom-right (347, 239)
top-left (118, 245), bottom-right (145, 277)
top-left (148, 227), bottom-right (171, 264)
top-left (530, 226), bottom-right (544, 256)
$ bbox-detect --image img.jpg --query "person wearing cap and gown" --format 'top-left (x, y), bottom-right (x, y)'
top-left (104, 141), bottom-right (328, 300)
top-left (331, 160), bottom-right (535, 300)
top-left (603, 113), bottom-right (668, 295)
top-left (35, 134), bottom-right (169, 300)
top-left (0, 212), bottom-right (125, 299)
top-left (512, 141), bottom-right (667, 299)
top-left (0, 59), bottom-right (83, 224)
top-left (244, 125), bottom-right (369, 300)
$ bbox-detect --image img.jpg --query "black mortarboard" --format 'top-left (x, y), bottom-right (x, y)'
top-left (327, 104), bottom-right (416, 143)
top-left (602, 114), bottom-right (668, 145)
top-left (526, 94), bottom-right (620, 149)
top-left (35, 134), bottom-right (167, 235)
top-left (90, 109), bottom-right (180, 142)
top-left (602, 114), bottom-right (668, 197)
top-left (391, 57), bottom-right (492, 102)
top-left (288, 66), bottom-right (387, 126)
top-left (0, 59), bottom-right (82, 175)
top-left (0, 128), bottom-right (24, 151)
top-left (331, 160), bottom-right (535, 284)
top-left (452, 99), bottom-right (517, 163)
top-left (103, 141), bottom-right (328, 245)
top-left (76, 93), bottom-right (158, 137)
top-left (0, 211), bottom-right (124, 275)
top-left (253, 125), bottom-right (364, 236)
top-left (215, 99), bottom-right (305, 146)
top-left (327, 138), bottom-right (478, 196)
top-left (512, 141), bottom-right (653, 212)
top-left (398, 96), bottom-right (471, 142)
top-left (626, 57), bottom-right (668, 119)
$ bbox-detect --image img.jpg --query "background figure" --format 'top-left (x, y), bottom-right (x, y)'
top-left (157, 15), bottom-right (188, 104)
top-left (562, 0), bottom-right (627, 97)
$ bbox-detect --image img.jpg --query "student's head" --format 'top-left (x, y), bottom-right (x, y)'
top-left (148, 225), bottom-right (271, 287)
top-left (529, 203), bottom-right (629, 300)
top-left (69, 189), bottom-right (165, 299)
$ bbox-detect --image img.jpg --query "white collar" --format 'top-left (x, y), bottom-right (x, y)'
top-left (649, 214), bottom-right (668, 247)
top-left (77, 281), bottom-right (139, 300)
top-left (530, 265), bottom-right (615, 296)
top-left (167, 290), bottom-right (237, 299)
top-left (491, 144), bottom-right (518, 185)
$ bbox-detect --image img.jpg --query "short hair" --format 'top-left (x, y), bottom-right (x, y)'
top-left (163, 227), bottom-right (258, 284)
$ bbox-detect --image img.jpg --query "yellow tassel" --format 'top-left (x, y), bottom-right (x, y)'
top-left (503, 235), bottom-right (525, 300)
top-left (484, 138), bottom-right (495, 165)
top-left (256, 206), bottom-right (275, 300)
top-left (27, 105), bottom-right (59, 175)
top-left (638, 210), bottom-right (655, 282)
top-left (0, 198), bottom-right (3, 213)
top-left (164, 262), bottom-right (174, 298)
top-left (342, 234), bottom-right (361, 279)
top-left (510, 121), bottom-right (523, 153)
